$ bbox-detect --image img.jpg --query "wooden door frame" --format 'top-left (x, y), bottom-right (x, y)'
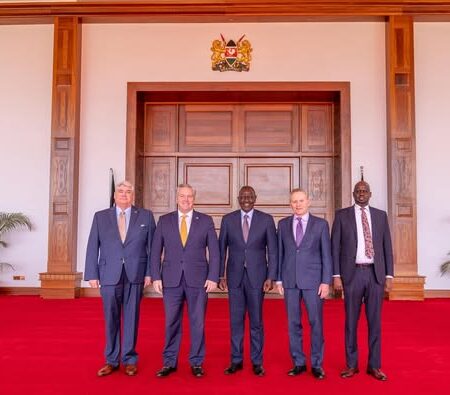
top-left (126, 81), bottom-right (352, 208)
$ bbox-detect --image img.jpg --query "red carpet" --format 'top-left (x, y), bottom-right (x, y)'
top-left (1, 296), bottom-right (449, 394)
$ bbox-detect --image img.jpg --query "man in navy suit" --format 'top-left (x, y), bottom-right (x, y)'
top-left (277, 188), bottom-right (332, 380)
top-left (218, 186), bottom-right (277, 377)
top-left (332, 180), bottom-right (393, 381)
top-left (84, 180), bottom-right (156, 377)
top-left (151, 183), bottom-right (220, 378)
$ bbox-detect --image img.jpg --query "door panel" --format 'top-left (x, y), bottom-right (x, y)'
top-left (240, 104), bottom-right (299, 152)
top-left (178, 157), bottom-right (238, 213)
top-left (240, 157), bottom-right (299, 215)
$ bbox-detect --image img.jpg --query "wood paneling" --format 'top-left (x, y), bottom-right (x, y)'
top-left (143, 157), bottom-right (176, 218)
top-left (179, 105), bottom-right (236, 152)
top-left (301, 104), bottom-right (333, 153)
top-left (240, 105), bottom-right (298, 152)
top-left (144, 105), bottom-right (177, 153)
top-left (178, 157), bottom-right (238, 211)
top-left (386, 16), bottom-right (423, 300)
top-left (39, 16), bottom-right (82, 299)
top-left (240, 157), bottom-right (299, 211)
top-left (301, 157), bottom-right (334, 224)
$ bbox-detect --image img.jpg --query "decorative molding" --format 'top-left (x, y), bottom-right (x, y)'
top-left (386, 16), bottom-right (424, 300)
top-left (3, 1), bottom-right (450, 24)
top-left (40, 16), bottom-right (82, 299)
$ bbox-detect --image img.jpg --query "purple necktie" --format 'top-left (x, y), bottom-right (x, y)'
top-left (295, 216), bottom-right (303, 247)
top-left (243, 214), bottom-right (250, 243)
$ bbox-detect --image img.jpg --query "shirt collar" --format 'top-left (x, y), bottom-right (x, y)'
top-left (116, 206), bottom-right (131, 215)
top-left (241, 209), bottom-right (254, 220)
top-left (178, 210), bottom-right (193, 218)
top-left (294, 212), bottom-right (310, 221)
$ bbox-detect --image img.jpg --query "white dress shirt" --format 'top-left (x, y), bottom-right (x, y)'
top-left (354, 204), bottom-right (375, 264)
top-left (178, 210), bottom-right (193, 233)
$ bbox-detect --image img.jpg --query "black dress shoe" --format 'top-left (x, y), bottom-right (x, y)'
top-left (224, 362), bottom-right (243, 375)
top-left (312, 367), bottom-right (325, 379)
top-left (366, 367), bottom-right (387, 381)
top-left (156, 366), bottom-right (177, 377)
top-left (191, 365), bottom-right (204, 377)
top-left (287, 365), bottom-right (307, 376)
top-left (252, 364), bottom-right (265, 377)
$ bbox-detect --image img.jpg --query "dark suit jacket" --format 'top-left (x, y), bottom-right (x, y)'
top-left (219, 209), bottom-right (278, 289)
top-left (84, 206), bottom-right (156, 285)
top-left (278, 214), bottom-right (332, 289)
top-left (150, 210), bottom-right (220, 288)
top-left (331, 206), bottom-right (394, 285)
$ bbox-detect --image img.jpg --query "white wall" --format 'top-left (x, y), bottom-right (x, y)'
top-left (0, 25), bottom-right (53, 286)
top-left (4, 22), bottom-right (446, 290)
top-left (415, 23), bottom-right (450, 289)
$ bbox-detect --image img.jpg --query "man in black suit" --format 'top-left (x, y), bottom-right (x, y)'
top-left (331, 180), bottom-right (394, 381)
top-left (218, 186), bottom-right (277, 376)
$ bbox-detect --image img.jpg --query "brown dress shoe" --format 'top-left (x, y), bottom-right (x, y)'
top-left (97, 364), bottom-right (119, 377)
top-left (367, 367), bottom-right (387, 381)
top-left (124, 364), bottom-right (138, 376)
top-left (340, 367), bottom-right (359, 378)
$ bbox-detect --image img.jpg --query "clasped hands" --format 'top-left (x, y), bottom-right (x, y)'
top-left (218, 279), bottom-right (274, 292)
top-left (152, 279), bottom-right (218, 294)
top-left (276, 282), bottom-right (330, 299)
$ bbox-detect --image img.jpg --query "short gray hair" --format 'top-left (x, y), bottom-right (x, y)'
top-left (177, 183), bottom-right (196, 197)
top-left (116, 180), bottom-right (134, 191)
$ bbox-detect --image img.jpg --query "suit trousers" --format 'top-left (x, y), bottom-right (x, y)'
top-left (284, 287), bottom-right (324, 368)
top-left (228, 268), bottom-right (265, 365)
top-left (100, 267), bottom-right (144, 366)
top-left (162, 273), bottom-right (208, 367)
top-left (343, 264), bottom-right (384, 369)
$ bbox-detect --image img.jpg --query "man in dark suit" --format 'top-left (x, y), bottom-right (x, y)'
top-left (218, 186), bottom-right (277, 377)
top-left (332, 180), bottom-right (393, 381)
top-left (151, 183), bottom-right (220, 378)
top-left (277, 188), bottom-right (332, 380)
top-left (84, 180), bottom-right (156, 377)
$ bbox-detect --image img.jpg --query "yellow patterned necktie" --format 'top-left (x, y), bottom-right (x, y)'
top-left (180, 214), bottom-right (188, 246)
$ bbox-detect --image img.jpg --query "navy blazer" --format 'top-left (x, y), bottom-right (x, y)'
top-left (84, 206), bottom-right (156, 285)
top-left (278, 214), bottom-right (332, 289)
top-left (219, 209), bottom-right (278, 289)
top-left (331, 206), bottom-right (394, 285)
top-left (150, 210), bottom-right (220, 288)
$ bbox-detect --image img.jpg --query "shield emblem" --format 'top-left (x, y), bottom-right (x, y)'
top-left (225, 40), bottom-right (237, 66)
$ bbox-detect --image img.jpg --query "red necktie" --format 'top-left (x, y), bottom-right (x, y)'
top-left (361, 207), bottom-right (374, 258)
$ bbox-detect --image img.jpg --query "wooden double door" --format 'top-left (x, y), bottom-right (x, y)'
top-left (140, 101), bottom-right (337, 229)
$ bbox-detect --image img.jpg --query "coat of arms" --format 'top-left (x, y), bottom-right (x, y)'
top-left (211, 34), bottom-right (252, 72)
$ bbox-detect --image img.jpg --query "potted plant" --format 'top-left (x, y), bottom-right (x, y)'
top-left (440, 253), bottom-right (450, 276)
top-left (0, 212), bottom-right (32, 272)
